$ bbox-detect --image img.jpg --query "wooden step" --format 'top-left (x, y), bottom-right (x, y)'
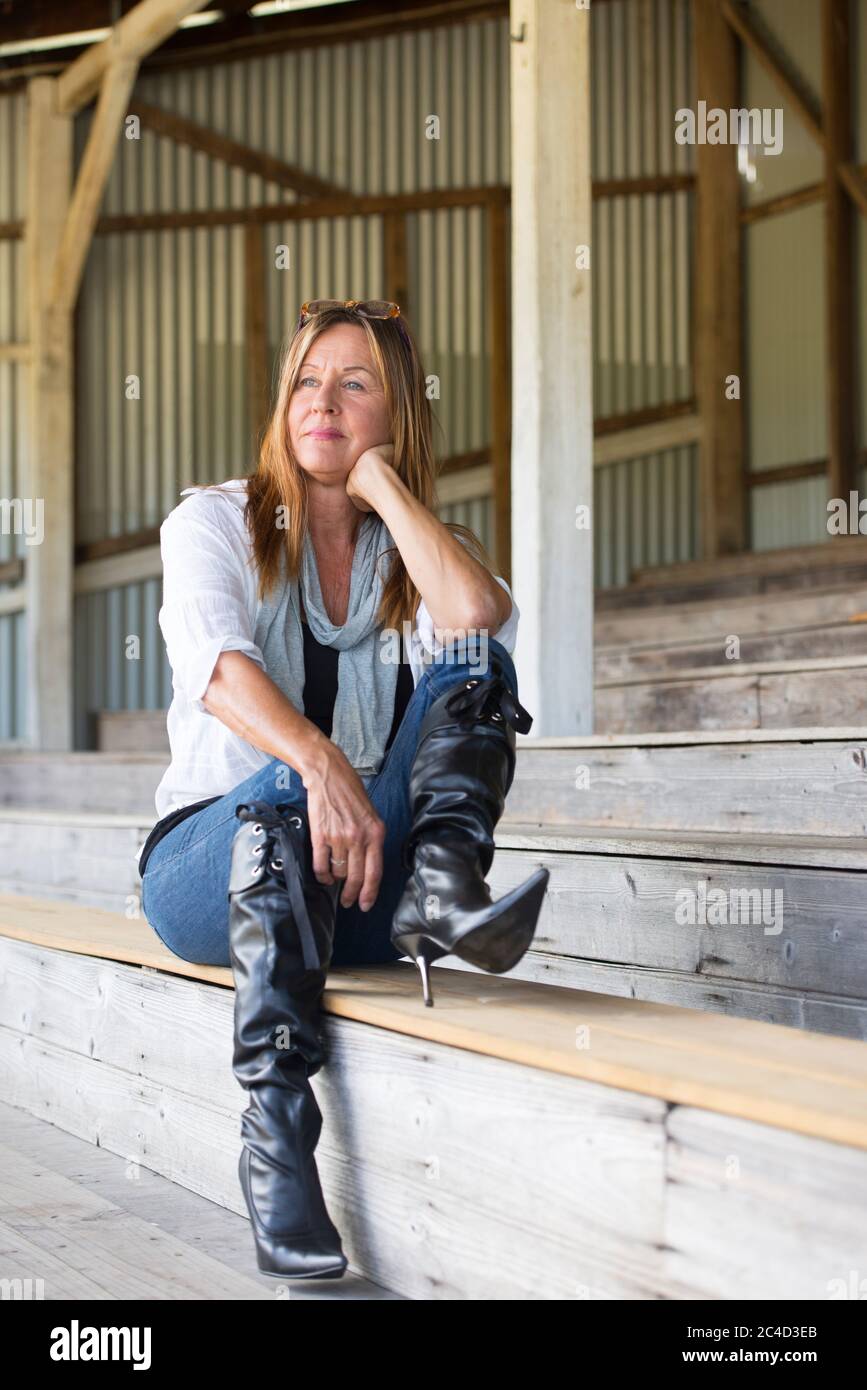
top-left (595, 579), bottom-right (867, 647)
top-left (0, 751), bottom-right (168, 812)
top-left (597, 537), bottom-right (867, 610)
top-left (509, 731), bottom-right (867, 836)
top-left (2, 895), bottom-right (867, 1299)
top-left (594, 655), bottom-right (867, 734)
top-left (596, 616), bottom-right (867, 680)
top-left (2, 809), bottom-right (866, 1037)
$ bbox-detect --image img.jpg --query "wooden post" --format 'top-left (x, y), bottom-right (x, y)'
top-left (693, 0), bottom-right (747, 558)
top-left (822, 0), bottom-right (856, 502)
top-left (510, 0), bottom-right (593, 734)
top-left (26, 78), bottom-right (75, 749)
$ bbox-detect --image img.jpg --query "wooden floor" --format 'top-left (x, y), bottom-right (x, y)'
top-left (0, 1100), bottom-right (400, 1301)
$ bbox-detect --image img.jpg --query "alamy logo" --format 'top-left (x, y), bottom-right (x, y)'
top-left (675, 879), bottom-right (783, 935)
top-left (674, 101), bottom-right (783, 156)
top-left (49, 1320), bottom-right (151, 1370)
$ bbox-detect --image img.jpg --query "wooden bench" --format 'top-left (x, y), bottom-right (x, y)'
top-left (3, 892), bottom-right (867, 1299)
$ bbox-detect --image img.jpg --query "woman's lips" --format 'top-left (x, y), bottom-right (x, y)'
top-left (308, 430), bottom-right (343, 439)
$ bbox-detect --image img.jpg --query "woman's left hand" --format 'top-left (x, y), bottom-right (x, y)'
top-left (346, 443), bottom-right (394, 514)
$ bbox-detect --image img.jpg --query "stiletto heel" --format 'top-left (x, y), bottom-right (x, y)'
top-left (391, 663), bottom-right (549, 996)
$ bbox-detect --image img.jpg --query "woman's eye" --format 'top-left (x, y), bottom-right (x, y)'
top-left (298, 376), bottom-right (363, 390)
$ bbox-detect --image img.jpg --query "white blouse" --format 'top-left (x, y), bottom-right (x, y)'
top-left (152, 478), bottom-right (520, 819)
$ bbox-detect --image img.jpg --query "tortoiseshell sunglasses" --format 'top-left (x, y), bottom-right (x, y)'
top-left (296, 299), bottom-right (412, 353)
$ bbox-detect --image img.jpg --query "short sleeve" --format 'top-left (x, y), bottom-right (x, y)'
top-left (414, 533), bottom-right (520, 659)
top-left (158, 497), bottom-right (265, 714)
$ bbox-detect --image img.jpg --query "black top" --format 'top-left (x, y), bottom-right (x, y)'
top-left (138, 621), bottom-right (414, 879)
top-left (301, 618), bottom-right (414, 753)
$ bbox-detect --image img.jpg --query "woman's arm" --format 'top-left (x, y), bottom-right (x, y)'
top-left (348, 450), bottom-right (512, 633)
top-left (202, 650), bottom-right (332, 781)
top-left (203, 651), bottom-right (386, 912)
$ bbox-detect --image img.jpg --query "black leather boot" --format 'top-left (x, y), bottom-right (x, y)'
top-left (390, 657), bottom-right (549, 1006)
top-left (228, 799), bottom-right (348, 1280)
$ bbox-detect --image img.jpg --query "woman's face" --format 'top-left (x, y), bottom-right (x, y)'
top-left (287, 323), bottom-right (391, 485)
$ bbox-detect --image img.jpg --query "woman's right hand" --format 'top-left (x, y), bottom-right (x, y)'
top-left (302, 742), bottom-right (386, 913)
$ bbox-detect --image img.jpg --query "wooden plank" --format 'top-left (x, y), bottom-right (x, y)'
top-left (95, 184), bottom-right (508, 234)
top-left (628, 534), bottom-right (867, 588)
top-left (595, 665), bottom-right (867, 734)
top-left (596, 618), bottom-right (867, 680)
top-left (0, 1106), bottom-right (393, 1299)
top-left (444, 946), bottom-right (867, 1041)
top-left (720, 0), bottom-right (824, 147)
top-left (3, 917), bottom-right (867, 1149)
top-left (487, 194), bottom-right (510, 582)
top-left (134, 97), bottom-right (347, 198)
top-left (740, 181), bottom-right (825, 224)
top-left (50, 58), bottom-right (140, 316)
top-left (596, 580), bottom-right (867, 647)
top-left (56, 0), bottom-right (208, 116)
top-left (594, 412), bottom-right (702, 467)
top-left (663, 1106), bottom-right (867, 1300)
top-left (822, 0), bottom-right (857, 500)
top-left (693, 0), bottom-right (745, 557)
top-left (505, 740), bottom-right (867, 837)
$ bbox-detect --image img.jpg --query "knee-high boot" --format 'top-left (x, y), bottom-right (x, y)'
top-left (390, 656), bottom-right (549, 1006)
top-left (228, 799), bottom-right (348, 1279)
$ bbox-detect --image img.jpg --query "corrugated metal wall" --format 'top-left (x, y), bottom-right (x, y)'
top-left (745, 0), bottom-right (867, 547)
top-left (0, 88), bottom-right (28, 741)
top-left (591, 0), bottom-right (697, 586)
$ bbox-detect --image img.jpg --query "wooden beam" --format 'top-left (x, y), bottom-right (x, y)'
top-left (822, 0), bottom-right (857, 501)
top-left (50, 58), bottom-right (140, 315)
top-left (132, 99), bottom-right (348, 199)
top-left (25, 77), bottom-right (74, 749)
top-left (487, 195), bottom-right (511, 584)
top-left (93, 183), bottom-right (508, 234)
top-left (720, 0), bottom-right (824, 148)
top-left (244, 225), bottom-right (270, 455)
top-left (693, 0), bottom-right (746, 558)
top-left (740, 182), bottom-right (825, 225)
top-left (594, 413), bottom-right (703, 469)
top-left (592, 173), bottom-right (695, 199)
top-left (56, 0), bottom-right (208, 115)
top-left (594, 398), bottom-right (696, 437)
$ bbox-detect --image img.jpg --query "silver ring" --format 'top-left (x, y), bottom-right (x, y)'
top-left (331, 857), bottom-right (347, 867)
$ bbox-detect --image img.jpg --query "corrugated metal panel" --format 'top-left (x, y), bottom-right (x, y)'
top-left (0, 88), bottom-right (28, 741)
top-left (73, 579), bottom-right (171, 749)
top-left (591, 0), bottom-right (697, 588)
top-left (594, 445), bottom-right (699, 589)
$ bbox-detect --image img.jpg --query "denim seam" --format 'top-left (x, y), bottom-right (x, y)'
top-left (142, 807), bottom-right (243, 877)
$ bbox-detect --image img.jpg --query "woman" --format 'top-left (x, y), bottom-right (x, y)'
top-left (137, 299), bottom-right (549, 1282)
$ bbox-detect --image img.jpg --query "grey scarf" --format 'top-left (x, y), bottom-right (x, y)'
top-left (253, 513), bottom-right (399, 776)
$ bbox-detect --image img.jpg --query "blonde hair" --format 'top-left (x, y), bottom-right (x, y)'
top-left (187, 306), bottom-right (493, 634)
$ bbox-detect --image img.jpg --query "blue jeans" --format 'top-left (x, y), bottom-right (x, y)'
top-left (140, 639), bottom-right (519, 969)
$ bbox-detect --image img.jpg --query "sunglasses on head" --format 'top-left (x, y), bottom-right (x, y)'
top-left (296, 299), bottom-right (412, 354)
